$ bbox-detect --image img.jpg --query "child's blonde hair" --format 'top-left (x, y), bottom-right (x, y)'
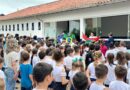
top-left (72, 59), bottom-right (84, 72)
top-left (93, 51), bottom-right (102, 67)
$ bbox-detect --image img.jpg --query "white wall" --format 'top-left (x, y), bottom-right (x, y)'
top-left (0, 17), bottom-right (43, 37)
top-left (44, 22), bottom-right (56, 38)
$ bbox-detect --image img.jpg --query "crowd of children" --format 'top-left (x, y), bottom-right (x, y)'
top-left (0, 33), bottom-right (130, 90)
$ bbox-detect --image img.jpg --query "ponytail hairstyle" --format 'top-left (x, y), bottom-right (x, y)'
top-left (107, 53), bottom-right (114, 66)
top-left (93, 51), bottom-right (102, 67)
top-left (72, 58), bottom-right (85, 72)
top-left (31, 48), bottom-right (38, 65)
top-left (116, 51), bottom-right (126, 66)
top-left (53, 48), bottom-right (64, 63)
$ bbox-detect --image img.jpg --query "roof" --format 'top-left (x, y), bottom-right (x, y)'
top-left (0, 0), bottom-right (127, 21)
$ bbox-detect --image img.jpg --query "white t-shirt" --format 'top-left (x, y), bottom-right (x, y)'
top-left (114, 60), bottom-right (128, 69)
top-left (68, 70), bottom-right (79, 80)
top-left (43, 56), bottom-right (56, 68)
top-left (105, 63), bottom-right (116, 85)
top-left (105, 49), bottom-right (115, 58)
top-left (127, 68), bottom-right (130, 85)
top-left (128, 61), bottom-right (130, 69)
top-left (90, 82), bottom-right (105, 90)
top-left (109, 80), bottom-right (130, 90)
top-left (64, 56), bottom-right (73, 70)
top-left (32, 55), bottom-right (40, 67)
top-left (52, 64), bottom-right (66, 82)
top-left (87, 62), bottom-right (96, 79)
top-left (119, 47), bottom-right (127, 53)
top-left (113, 48), bottom-right (120, 58)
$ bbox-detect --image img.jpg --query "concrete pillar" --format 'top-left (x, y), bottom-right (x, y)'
top-left (80, 18), bottom-right (86, 39)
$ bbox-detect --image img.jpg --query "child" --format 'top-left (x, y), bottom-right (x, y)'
top-left (20, 51), bottom-right (33, 90)
top-left (31, 48), bottom-right (39, 67)
top-left (52, 48), bottom-right (69, 90)
top-left (104, 53), bottom-right (116, 87)
top-left (0, 57), bottom-right (5, 90)
top-left (115, 51), bottom-right (127, 68)
top-left (73, 45), bottom-right (86, 69)
top-left (73, 45), bottom-right (81, 59)
top-left (85, 43), bottom-right (95, 68)
top-left (33, 63), bottom-right (53, 90)
top-left (44, 47), bottom-right (56, 68)
top-left (38, 50), bottom-right (46, 62)
top-left (90, 64), bottom-right (109, 90)
top-left (109, 65), bottom-right (130, 90)
top-left (125, 52), bottom-right (130, 68)
top-left (64, 47), bottom-right (74, 70)
top-left (86, 51), bottom-right (102, 85)
top-left (73, 72), bottom-right (88, 90)
top-left (69, 59), bottom-right (84, 90)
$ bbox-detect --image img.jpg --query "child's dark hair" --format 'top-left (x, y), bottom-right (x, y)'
top-left (95, 64), bottom-right (108, 79)
top-left (53, 48), bottom-right (64, 62)
top-left (125, 52), bottom-right (130, 61)
top-left (31, 48), bottom-right (38, 65)
top-left (33, 63), bottom-right (53, 83)
top-left (115, 65), bottom-right (127, 79)
top-left (21, 51), bottom-right (30, 62)
top-left (116, 51), bottom-right (126, 65)
top-left (114, 41), bottom-right (120, 47)
top-left (107, 53), bottom-right (114, 65)
top-left (0, 57), bottom-right (4, 64)
top-left (89, 44), bottom-right (95, 51)
top-left (94, 44), bottom-right (100, 51)
top-left (73, 72), bottom-right (88, 90)
top-left (39, 50), bottom-right (46, 60)
top-left (46, 47), bottom-right (54, 56)
top-left (66, 47), bottom-right (74, 55)
top-left (74, 45), bottom-right (80, 53)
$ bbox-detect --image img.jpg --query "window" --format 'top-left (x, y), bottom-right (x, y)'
top-left (17, 24), bottom-right (19, 31)
top-left (38, 22), bottom-right (41, 30)
top-left (9, 25), bottom-right (11, 31)
top-left (26, 23), bottom-right (29, 30)
top-left (6, 25), bottom-right (7, 31)
top-left (32, 23), bottom-right (34, 30)
top-left (13, 24), bottom-right (15, 31)
top-left (2, 25), bottom-right (4, 31)
top-left (22, 24), bottom-right (24, 31)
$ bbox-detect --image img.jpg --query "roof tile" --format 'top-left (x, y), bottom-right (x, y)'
top-left (0, 0), bottom-right (127, 21)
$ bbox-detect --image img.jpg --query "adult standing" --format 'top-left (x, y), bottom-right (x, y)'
top-left (107, 33), bottom-right (114, 48)
top-left (4, 35), bottom-right (19, 90)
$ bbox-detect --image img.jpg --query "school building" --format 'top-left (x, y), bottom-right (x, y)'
top-left (0, 0), bottom-right (130, 39)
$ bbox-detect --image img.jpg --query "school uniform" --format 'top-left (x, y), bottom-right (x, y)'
top-left (109, 80), bottom-right (130, 90)
top-left (87, 62), bottom-right (96, 81)
top-left (52, 64), bottom-right (67, 90)
top-left (69, 70), bottom-right (79, 90)
top-left (104, 63), bottom-right (116, 86)
top-left (127, 68), bottom-right (130, 85)
top-left (89, 82), bottom-right (106, 90)
top-left (32, 55), bottom-right (40, 68)
top-left (64, 55), bottom-right (73, 70)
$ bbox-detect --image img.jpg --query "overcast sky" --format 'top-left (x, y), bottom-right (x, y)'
top-left (0, 0), bottom-right (57, 15)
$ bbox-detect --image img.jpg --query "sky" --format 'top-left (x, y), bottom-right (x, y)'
top-left (0, 0), bottom-right (57, 15)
